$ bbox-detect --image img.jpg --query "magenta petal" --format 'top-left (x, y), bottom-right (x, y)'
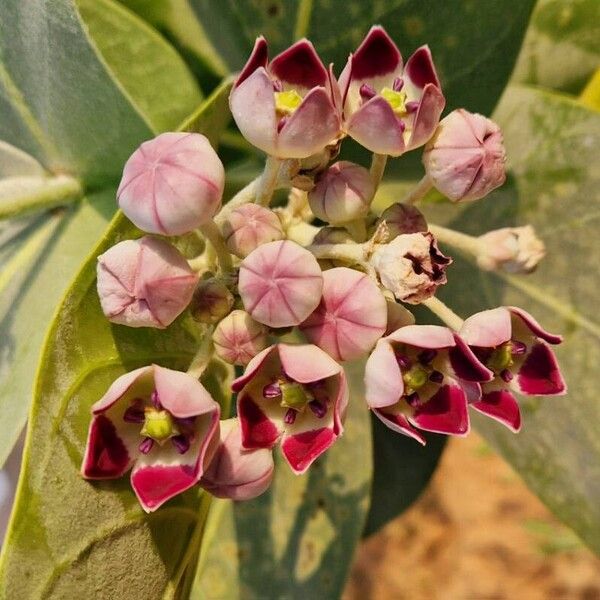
top-left (277, 87), bottom-right (340, 158)
top-left (410, 383), bottom-right (470, 436)
top-left (472, 390), bottom-right (522, 432)
top-left (516, 342), bottom-right (566, 396)
top-left (508, 307), bottom-right (563, 344)
top-left (235, 36), bottom-right (269, 88)
top-left (347, 96), bottom-right (406, 156)
top-left (280, 427), bottom-right (336, 474)
top-left (350, 26), bottom-right (402, 80)
top-left (81, 415), bottom-right (134, 479)
top-left (269, 39), bottom-right (328, 88)
top-left (404, 45), bottom-right (441, 89)
top-left (407, 83), bottom-right (445, 151)
top-left (449, 334), bottom-right (493, 382)
top-left (372, 409), bottom-right (426, 445)
top-left (130, 463), bottom-right (196, 512)
top-left (238, 394), bottom-right (282, 449)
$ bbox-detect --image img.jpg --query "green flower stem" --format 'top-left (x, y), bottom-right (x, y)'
top-left (428, 223), bottom-right (483, 256)
top-left (401, 174), bottom-right (433, 205)
top-left (421, 296), bottom-right (464, 330)
top-left (214, 177), bottom-right (260, 226)
top-left (285, 220), bottom-right (320, 246)
top-left (0, 174), bottom-right (82, 220)
top-left (256, 155), bottom-right (283, 206)
top-left (197, 220), bottom-right (233, 273)
top-left (307, 241), bottom-right (366, 263)
top-left (186, 326), bottom-right (215, 379)
top-left (369, 153), bottom-right (388, 192)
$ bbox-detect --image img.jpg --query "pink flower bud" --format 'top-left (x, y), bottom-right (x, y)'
top-left (308, 161), bottom-right (374, 223)
top-left (423, 109), bottom-right (506, 202)
top-left (221, 203), bottom-right (284, 258)
top-left (477, 226), bottom-right (545, 274)
top-left (200, 418), bottom-right (274, 501)
top-left (190, 277), bottom-right (235, 324)
top-left (238, 240), bottom-right (323, 328)
top-left (97, 236), bottom-right (198, 328)
top-left (312, 226), bottom-right (355, 245)
top-left (378, 202), bottom-right (427, 238)
top-left (385, 300), bottom-right (415, 335)
top-left (117, 132), bottom-right (225, 235)
top-left (300, 267), bottom-right (387, 361)
top-left (212, 310), bottom-right (269, 366)
top-left (371, 232), bottom-right (451, 304)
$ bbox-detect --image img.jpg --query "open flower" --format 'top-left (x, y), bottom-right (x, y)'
top-left (459, 307), bottom-right (566, 432)
top-left (233, 344), bottom-right (348, 474)
top-left (81, 365), bottom-right (220, 512)
top-left (230, 37), bottom-right (341, 159)
top-left (339, 26), bottom-right (445, 156)
top-left (365, 325), bottom-right (493, 443)
top-left (97, 236), bottom-right (198, 329)
top-left (199, 418), bottom-right (274, 501)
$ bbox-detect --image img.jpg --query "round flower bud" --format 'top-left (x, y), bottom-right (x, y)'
top-left (221, 203), bottom-right (284, 258)
top-left (300, 267), bottom-right (387, 361)
top-left (312, 226), bottom-right (355, 246)
top-left (378, 203), bottom-right (427, 238)
top-left (117, 132), bottom-right (225, 235)
top-left (199, 418), bottom-right (274, 501)
top-left (190, 277), bottom-right (235, 324)
top-left (385, 300), bottom-right (415, 335)
top-left (477, 225), bottom-right (546, 274)
top-left (371, 232), bottom-right (452, 304)
top-left (212, 310), bottom-right (268, 366)
top-left (308, 161), bottom-right (374, 224)
top-left (97, 236), bottom-right (198, 328)
top-left (238, 240), bottom-right (323, 328)
top-left (423, 109), bottom-right (506, 202)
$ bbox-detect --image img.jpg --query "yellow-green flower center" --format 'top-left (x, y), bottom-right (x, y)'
top-left (279, 381), bottom-right (311, 410)
top-left (275, 90), bottom-right (303, 115)
top-left (141, 408), bottom-right (177, 443)
top-left (487, 342), bottom-right (513, 374)
top-left (380, 87), bottom-right (408, 115)
top-left (402, 365), bottom-right (429, 394)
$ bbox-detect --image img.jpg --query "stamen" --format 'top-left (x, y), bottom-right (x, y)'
top-left (309, 400), bottom-right (327, 418)
top-left (272, 79), bottom-right (283, 92)
top-left (263, 382), bottom-right (282, 399)
top-left (500, 369), bottom-right (513, 383)
top-left (123, 405), bottom-right (144, 423)
top-left (393, 77), bottom-right (404, 92)
top-left (511, 340), bottom-right (527, 355)
top-left (284, 408), bottom-right (297, 425)
top-left (171, 435), bottom-right (190, 454)
top-left (396, 354), bottom-right (412, 370)
top-left (429, 370), bottom-right (444, 384)
top-left (359, 84), bottom-right (376, 100)
top-left (418, 349), bottom-right (437, 364)
top-left (405, 100), bottom-right (420, 113)
top-left (405, 392), bottom-right (421, 407)
top-left (151, 390), bottom-right (161, 409)
top-left (139, 437), bottom-right (154, 454)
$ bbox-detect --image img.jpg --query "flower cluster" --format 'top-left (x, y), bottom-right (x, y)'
top-left (83, 26), bottom-right (565, 512)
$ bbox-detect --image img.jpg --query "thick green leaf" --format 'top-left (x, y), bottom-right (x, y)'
top-left (512, 0), bottom-right (600, 95)
top-left (189, 0), bottom-right (535, 114)
top-left (76, 0), bottom-right (203, 133)
top-left (363, 416), bottom-right (446, 537)
top-left (424, 85), bottom-right (600, 553)
top-left (192, 359), bottom-right (372, 600)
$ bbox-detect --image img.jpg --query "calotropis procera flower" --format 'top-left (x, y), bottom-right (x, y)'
top-left (238, 240), bottom-right (323, 328)
top-left (365, 325), bottom-right (493, 443)
top-left (477, 226), bottom-right (546, 274)
top-left (371, 232), bottom-right (452, 303)
top-left (81, 365), bottom-right (220, 512)
top-left (377, 202), bottom-right (428, 238)
top-left (229, 37), bottom-right (341, 159)
top-left (459, 307), bottom-right (566, 432)
top-left (97, 236), bottom-right (198, 329)
top-left (212, 309), bottom-right (269, 366)
top-left (300, 267), bottom-right (387, 361)
top-left (422, 109), bottom-right (506, 202)
top-left (220, 203), bottom-right (284, 259)
top-left (117, 132), bottom-right (225, 235)
top-left (308, 161), bottom-right (375, 224)
top-left (199, 417), bottom-right (274, 501)
top-left (339, 26), bottom-right (445, 156)
top-left (233, 343), bottom-right (348, 474)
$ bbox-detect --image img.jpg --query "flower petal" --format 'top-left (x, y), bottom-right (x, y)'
top-left (409, 382), bottom-right (470, 436)
top-left (372, 409), bottom-right (426, 445)
top-left (350, 26), bottom-right (402, 81)
top-left (232, 345), bottom-right (278, 393)
top-left (91, 366), bottom-right (153, 414)
top-left (459, 307), bottom-right (512, 348)
top-left (235, 36), bottom-right (268, 88)
top-left (278, 343), bottom-right (342, 383)
top-left (406, 83), bottom-right (445, 151)
top-left (472, 390), bottom-right (522, 432)
top-left (515, 342), bottom-right (566, 395)
top-left (508, 307), bottom-right (563, 344)
top-left (269, 38), bottom-right (328, 89)
top-left (237, 393), bottom-right (283, 449)
top-left (386, 324), bottom-right (455, 349)
top-left (364, 339), bottom-right (404, 408)
top-left (281, 427), bottom-right (336, 474)
top-left (404, 45), bottom-right (441, 91)
top-left (277, 87), bottom-right (340, 158)
top-left (448, 334), bottom-right (493, 382)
